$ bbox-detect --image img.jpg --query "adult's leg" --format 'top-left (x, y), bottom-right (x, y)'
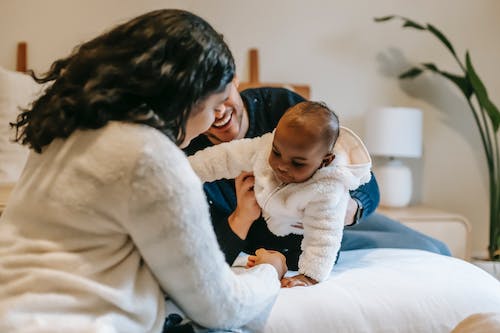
top-left (340, 213), bottom-right (451, 255)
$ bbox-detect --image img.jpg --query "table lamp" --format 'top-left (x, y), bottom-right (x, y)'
top-left (364, 107), bottom-right (423, 207)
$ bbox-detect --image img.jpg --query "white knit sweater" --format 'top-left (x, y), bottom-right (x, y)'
top-left (0, 122), bottom-right (280, 333)
top-left (189, 127), bottom-right (371, 282)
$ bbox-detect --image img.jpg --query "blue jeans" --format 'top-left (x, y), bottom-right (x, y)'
top-left (341, 213), bottom-right (451, 255)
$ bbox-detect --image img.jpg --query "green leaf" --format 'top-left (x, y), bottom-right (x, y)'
top-left (422, 63), bottom-right (438, 71)
top-left (399, 67), bottom-right (423, 79)
top-left (439, 72), bottom-right (473, 99)
top-left (466, 52), bottom-right (500, 131)
top-left (374, 16), bottom-right (395, 22)
top-left (374, 15), bottom-right (425, 30)
top-left (416, 63), bottom-right (473, 98)
top-left (402, 19), bottom-right (425, 30)
top-left (427, 24), bottom-right (456, 57)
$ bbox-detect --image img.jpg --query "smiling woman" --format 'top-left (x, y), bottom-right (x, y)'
top-left (179, 83), bottom-right (231, 148)
top-left (0, 9), bottom-right (286, 333)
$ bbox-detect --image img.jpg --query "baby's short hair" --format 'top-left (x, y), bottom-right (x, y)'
top-left (282, 101), bottom-right (340, 152)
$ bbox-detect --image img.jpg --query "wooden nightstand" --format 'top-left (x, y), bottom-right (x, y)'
top-left (377, 205), bottom-right (471, 261)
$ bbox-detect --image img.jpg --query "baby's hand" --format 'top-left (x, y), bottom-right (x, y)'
top-left (280, 274), bottom-right (318, 288)
top-left (247, 248), bottom-right (287, 279)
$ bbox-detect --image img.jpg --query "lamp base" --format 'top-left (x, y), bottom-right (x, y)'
top-left (374, 159), bottom-right (413, 207)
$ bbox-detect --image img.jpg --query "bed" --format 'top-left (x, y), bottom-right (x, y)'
top-left (259, 249), bottom-right (500, 332)
top-left (163, 249), bottom-right (500, 332)
top-left (2, 44), bottom-right (500, 333)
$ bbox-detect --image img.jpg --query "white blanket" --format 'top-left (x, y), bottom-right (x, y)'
top-left (263, 249), bottom-right (500, 333)
top-left (166, 248), bottom-right (500, 332)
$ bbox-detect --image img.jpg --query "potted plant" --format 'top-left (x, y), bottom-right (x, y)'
top-left (374, 15), bottom-right (500, 261)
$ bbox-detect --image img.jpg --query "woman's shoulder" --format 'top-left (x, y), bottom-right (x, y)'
top-left (93, 122), bottom-right (178, 158)
top-left (92, 122), bottom-right (200, 201)
top-left (67, 122), bottom-right (186, 180)
top-left (103, 122), bottom-right (188, 171)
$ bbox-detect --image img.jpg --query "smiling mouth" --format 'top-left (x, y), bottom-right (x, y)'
top-left (212, 110), bottom-right (233, 129)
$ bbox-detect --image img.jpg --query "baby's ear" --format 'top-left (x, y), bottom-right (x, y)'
top-left (322, 153), bottom-right (335, 168)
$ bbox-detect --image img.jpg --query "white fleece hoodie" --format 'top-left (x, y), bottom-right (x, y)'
top-left (189, 127), bottom-right (372, 282)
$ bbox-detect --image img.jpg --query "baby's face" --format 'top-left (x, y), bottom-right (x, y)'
top-left (268, 121), bottom-right (333, 184)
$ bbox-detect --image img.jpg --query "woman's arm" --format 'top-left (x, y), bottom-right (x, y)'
top-left (126, 136), bottom-right (281, 329)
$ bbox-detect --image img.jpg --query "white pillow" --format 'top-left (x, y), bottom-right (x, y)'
top-left (0, 67), bottom-right (42, 182)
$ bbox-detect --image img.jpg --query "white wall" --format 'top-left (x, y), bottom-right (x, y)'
top-left (1, 0), bottom-right (499, 257)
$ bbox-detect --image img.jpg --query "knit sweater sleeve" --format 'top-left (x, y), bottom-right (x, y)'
top-left (125, 131), bottom-right (280, 329)
top-left (298, 185), bottom-right (347, 282)
top-left (188, 135), bottom-right (265, 182)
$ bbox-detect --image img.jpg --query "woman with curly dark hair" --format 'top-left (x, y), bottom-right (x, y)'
top-left (0, 9), bottom-right (286, 333)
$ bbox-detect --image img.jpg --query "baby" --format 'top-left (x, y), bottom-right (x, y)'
top-left (188, 101), bottom-right (371, 285)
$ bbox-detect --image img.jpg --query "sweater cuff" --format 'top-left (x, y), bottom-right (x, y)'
top-left (298, 257), bottom-right (332, 282)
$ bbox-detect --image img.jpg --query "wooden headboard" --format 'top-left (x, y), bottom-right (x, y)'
top-left (16, 42), bottom-right (27, 72)
top-left (238, 49), bottom-right (310, 99)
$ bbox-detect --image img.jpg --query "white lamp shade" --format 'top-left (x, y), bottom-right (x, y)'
top-left (364, 107), bottom-right (423, 158)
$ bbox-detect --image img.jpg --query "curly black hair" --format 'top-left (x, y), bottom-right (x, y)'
top-left (12, 9), bottom-right (235, 153)
top-left (284, 101), bottom-right (340, 152)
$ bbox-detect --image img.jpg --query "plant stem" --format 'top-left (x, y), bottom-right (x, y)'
top-left (466, 100), bottom-right (499, 260)
top-left (466, 99), bottom-right (492, 166)
top-left (492, 131), bottom-right (500, 259)
top-left (481, 104), bottom-right (494, 168)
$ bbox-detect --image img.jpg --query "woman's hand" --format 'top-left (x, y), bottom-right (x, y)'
top-left (247, 248), bottom-right (288, 280)
top-left (280, 274), bottom-right (318, 288)
top-left (228, 171), bottom-right (261, 239)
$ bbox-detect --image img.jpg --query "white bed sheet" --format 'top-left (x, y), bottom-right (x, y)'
top-left (264, 249), bottom-right (500, 333)
top-left (166, 249), bottom-right (500, 333)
